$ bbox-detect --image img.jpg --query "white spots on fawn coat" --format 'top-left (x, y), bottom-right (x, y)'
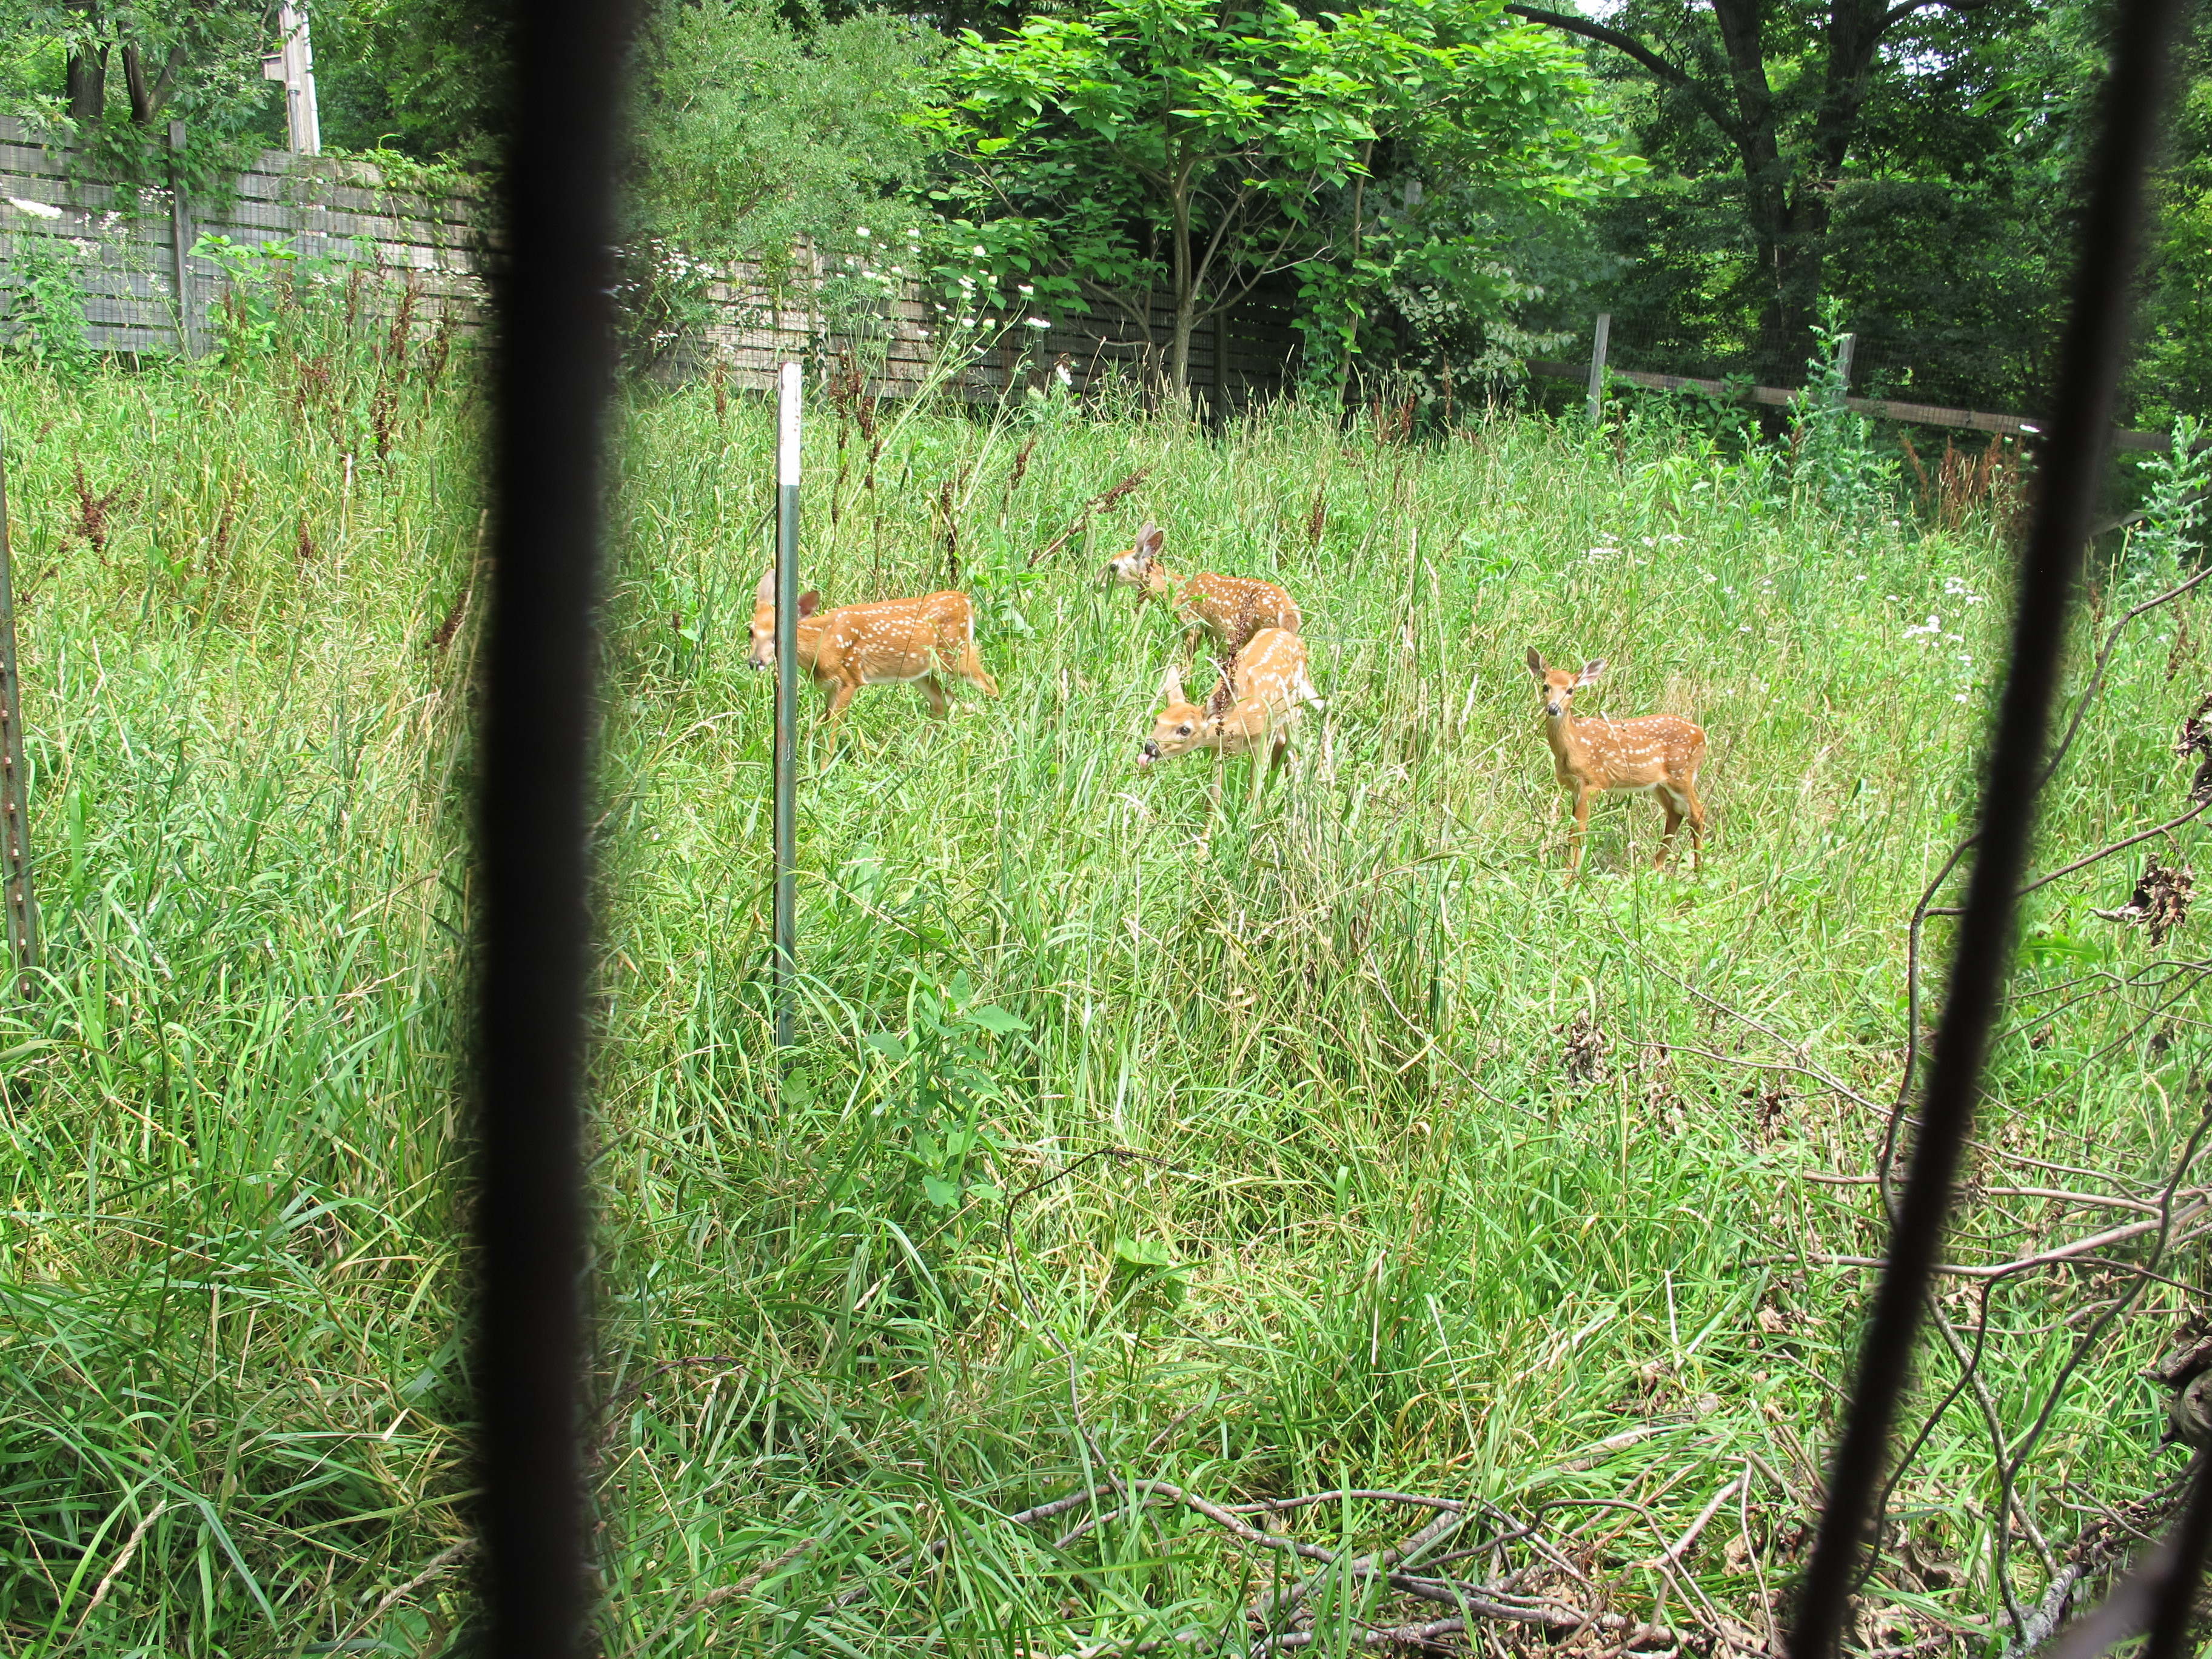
top-left (1105, 521), bottom-right (1301, 657)
top-left (1526, 648), bottom-right (1707, 881)
top-left (749, 569), bottom-right (999, 732)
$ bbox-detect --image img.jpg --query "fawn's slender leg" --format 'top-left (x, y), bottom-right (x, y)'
top-left (1658, 799), bottom-right (1684, 868)
top-left (963, 647), bottom-right (999, 699)
top-left (918, 675), bottom-right (949, 719)
top-left (1684, 783), bottom-right (1707, 869)
top-left (1567, 786), bottom-right (1593, 881)
top-left (820, 679), bottom-right (860, 749)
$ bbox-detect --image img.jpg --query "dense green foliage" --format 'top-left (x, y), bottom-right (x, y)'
top-left (618, 0), bottom-right (943, 365)
top-left (5, 0), bottom-right (2211, 421)
top-left (922, 0), bottom-right (1639, 395)
top-left (1553, 0), bottom-right (2212, 424)
top-left (8, 323), bottom-right (2212, 1649)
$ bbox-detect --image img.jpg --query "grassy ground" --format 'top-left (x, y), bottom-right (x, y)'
top-left (4, 335), bottom-right (2208, 1656)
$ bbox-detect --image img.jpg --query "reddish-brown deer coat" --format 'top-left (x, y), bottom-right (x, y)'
top-left (749, 571), bottom-right (999, 734)
top-left (1105, 522), bottom-right (1301, 657)
top-left (1526, 648), bottom-right (1706, 880)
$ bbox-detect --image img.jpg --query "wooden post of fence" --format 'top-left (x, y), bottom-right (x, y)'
top-left (0, 432), bottom-right (38, 999)
top-left (167, 121), bottom-right (196, 359)
top-left (1834, 333), bottom-right (1855, 401)
top-left (1586, 313), bottom-right (1611, 424)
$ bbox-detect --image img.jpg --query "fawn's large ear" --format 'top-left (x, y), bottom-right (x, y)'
top-left (1526, 646), bottom-right (1548, 680)
top-left (1138, 522), bottom-right (1165, 560)
top-left (1576, 659), bottom-right (1608, 686)
top-left (756, 569), bottom-right (777, 608)
top-left (1160, 662), bottom-right (1185, 706)
top-left (798, 589), bottom-right (822, 618)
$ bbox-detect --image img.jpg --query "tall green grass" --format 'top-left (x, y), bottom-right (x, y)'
top-left (1, 318), bottom-right (479, 1653)
top-left (4, 337), bottom-right (2207, 1656)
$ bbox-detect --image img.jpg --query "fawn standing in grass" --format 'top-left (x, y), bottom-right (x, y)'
top-left (1139, 627), bottom-right (1324, 807)
top-left (748, 571), bottom-right (999, 738)
top-left (1526, 648), bottom-right (1706, 880)
top-left (1105, 522), bottom-right (1301, 659)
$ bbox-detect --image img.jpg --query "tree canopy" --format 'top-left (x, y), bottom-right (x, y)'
top-left (922, 0), bottom-right (1641, 394)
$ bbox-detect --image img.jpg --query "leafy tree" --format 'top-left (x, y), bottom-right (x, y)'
top-left (620, 0), bottom-right (944, 364)
top-left (923, 0), bottom-right (1637, 397)
top-left (2131, 0), bottom-right (2212, 426)
top-left (0, 0), bottom-right (275, 142)
top-left (306, 0), bottom-right (511, 164)
top-left (1508, 0), bottom-right (2037, 378)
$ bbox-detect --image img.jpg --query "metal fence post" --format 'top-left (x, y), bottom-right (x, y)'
top-left (774, 361), bottom-right (800, 1050)
top-left (1586, 313), bottom-right (1610, 424)
top-left (0, 434), bottom-right (36, 1000)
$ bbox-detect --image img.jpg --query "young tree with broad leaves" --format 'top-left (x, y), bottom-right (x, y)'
top-left (923, 0), bottom-right (1638, 397)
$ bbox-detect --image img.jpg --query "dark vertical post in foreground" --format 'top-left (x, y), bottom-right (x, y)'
top-left (1785, 4), bottom-right (2183, 1657)
top-left (773, 362), bottom-right (800, 1050)
top-left (475, 0), bottom-right (632, 1648)
top-left (0, 439), bottom-right (37, 999)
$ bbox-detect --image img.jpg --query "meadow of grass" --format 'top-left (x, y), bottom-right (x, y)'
top-left (4, 318), bottom-right (2209, 1657)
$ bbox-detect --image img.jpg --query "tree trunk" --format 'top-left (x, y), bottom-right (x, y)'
top-left (121, 39), bottom-right (190, 127)
top-left (1709, 0), bottom-right (1808, 374)
top-left (66, 48), bottom-right (107, 126)
top-left (64, 0), bottom-right (106, 127)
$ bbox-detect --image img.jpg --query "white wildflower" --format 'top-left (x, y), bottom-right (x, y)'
top-left (7, 196), bottom-right (63, 220)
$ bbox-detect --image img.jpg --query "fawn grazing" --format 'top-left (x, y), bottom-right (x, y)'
top-left (1526, 648), bottom-right (1706, 880)
top-left (748, 571), bottom-right (999, 734)
top-left (1139, 628), bottom-right (1323, 805)
top-left (1105, 522), bottom-right (1301, 657)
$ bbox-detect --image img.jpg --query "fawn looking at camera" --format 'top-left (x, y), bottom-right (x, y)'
top-left (1527, 648), bottom-right (1706, 880)
top-left (1105, 522), bottom-right (1301, 659)
top-left (748, 571), bottom-right (998, 737)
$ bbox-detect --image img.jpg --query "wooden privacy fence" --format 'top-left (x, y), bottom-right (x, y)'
top-left (686, 269), bottom-right (1301, 412)
top-left (0, 116), bottom-right (483, 355)
top-left (0, 115), bottom-right (1301, 408)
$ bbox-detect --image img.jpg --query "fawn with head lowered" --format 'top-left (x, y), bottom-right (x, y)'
top-left (1139, 627), bottom-right (1323, 805)
top-left (1526, 649), bottom-right (1706, 880)
top-left (1106, 522), bottom-right (1301, 659)
top-left (748, 571), bottom-right (999, 736)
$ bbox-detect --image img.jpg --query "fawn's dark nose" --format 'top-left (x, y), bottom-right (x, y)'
top-left (1139, 740), bottom-right (1159, 762)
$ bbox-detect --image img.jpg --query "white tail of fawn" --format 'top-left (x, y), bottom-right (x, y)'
top-left (748, 571), bottom-right (999, 737)
top-left (1139, 627), bottom-right (1323, 805)
top-left (1527, 648), bottom-right (1706, 880)
top-left (1105, 522), bottom-right (1301, 658)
